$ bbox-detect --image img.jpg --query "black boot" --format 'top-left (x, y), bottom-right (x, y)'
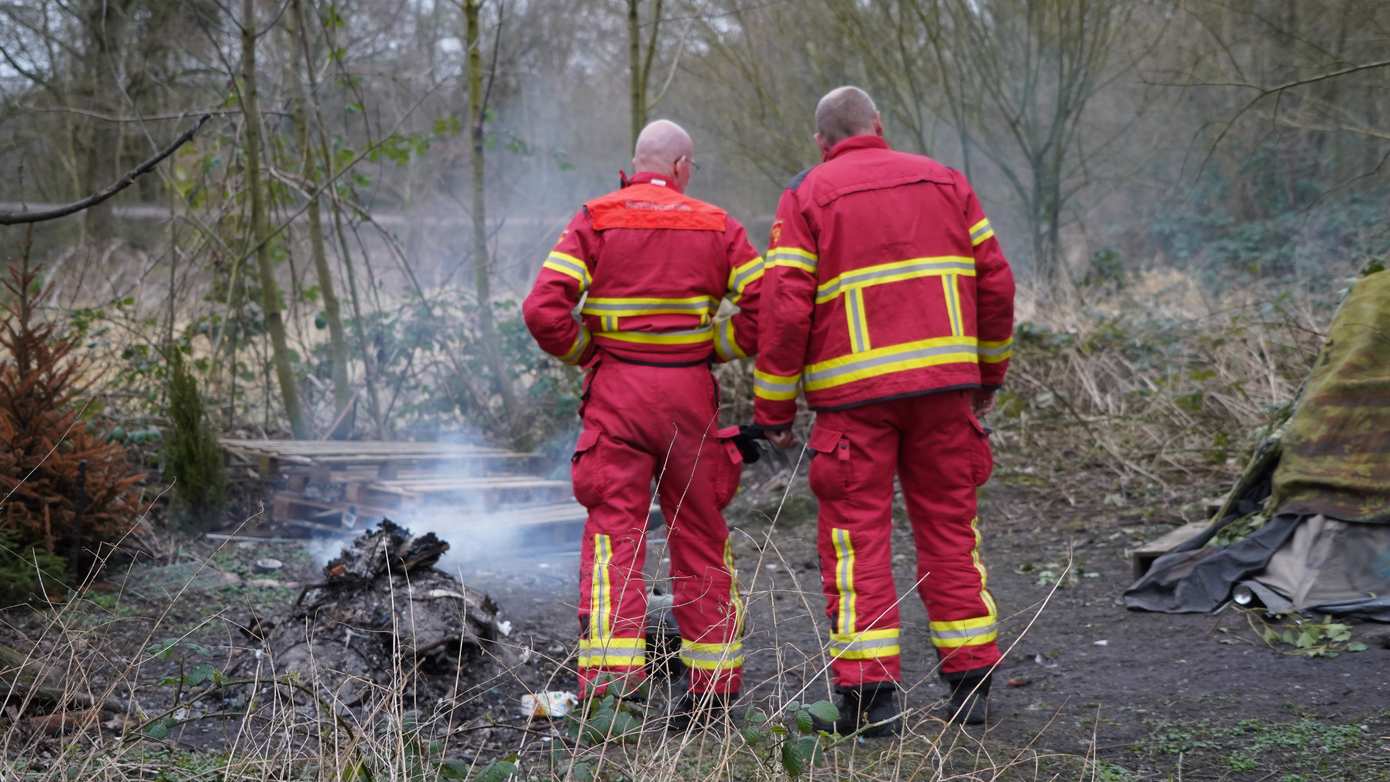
top-left (941, 668), bottom-right (992, 726)
top-left (667, 691), bottom-right (734, 732)
top-left (810, 683), bottom-right (903, 737)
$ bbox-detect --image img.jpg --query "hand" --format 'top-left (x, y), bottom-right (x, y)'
top-left (764, 428), bottom-right (797, 449)
top-left (972, 389), bottom-right (996, 418)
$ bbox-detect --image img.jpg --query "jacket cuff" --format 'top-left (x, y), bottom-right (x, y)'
top-left (979, 363), bottom-right (1008, 389)
top-left (754, 399), bottom-right (796, 430)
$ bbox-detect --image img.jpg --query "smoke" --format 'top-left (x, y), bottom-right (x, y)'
top-left (306, 425), bottom-right (587, 577)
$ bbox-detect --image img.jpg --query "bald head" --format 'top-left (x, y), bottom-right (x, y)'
top-left (815, 86), bottom-right (880, 148)
top-left (632, 119), bottom-right (693, 173)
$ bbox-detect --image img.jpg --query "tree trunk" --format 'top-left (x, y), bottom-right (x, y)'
top-left (627, 0), bottom-right (644, 149)
top-left (241, 0), bottom-right (309, 438)
top-left (289, 0), bottom-right (351, 436)
top-left (464, 0), bottom-right (518, 431)
top-left (81, 0), bottom-right (126, 246)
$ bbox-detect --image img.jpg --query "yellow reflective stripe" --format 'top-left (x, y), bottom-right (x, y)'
top-left (577, 653), bottom-right (645, 667)
top-left (816, 256), bottom-right (974, 304)
top-left (543, 251), bottom-right (592, 289)
top-left (846, 287), bottom-right (870, 353)
top-left (754, 369), bottom-right (799, 401)
top-left (579, 637), bottom-right (644, 650)
top-left (590, 534), bottom-right (612, 639)
top-left (724, 538), bottom-right (745, 637)
top-left (980, 337), bottom-right (1013, 364)
top-left (829, 627), bottom-right (900, 658)
top-left (803, 336), bottom-right (978, 392)
top-left (581, 295), bottom-right (715, 317)
top-left (714, 318), bottom-right (745, 362)
top-left (681, 640), bottom-right (743, 655)
top-left (832, 528), bottom-right (856, 636)
top-left (768, 246), bottom-right (818, 274)
top-left (929, 615), bottom-right (995, 633)
top-left (929, 516), bottom-right (1000, 649)
top-left (829, 634), bottom-right (901, 660)
top-left (930, 628), bottom-right (997, 649)
top-left (970, 218), bottom-right (995, 247)
top-left (942, 275), bottom-right (963, 337)
top-left (593, 325), bottom-right (713, 346)
top-left (728, 256), bottom-right (765, 302)
top-left (560, 325), bottom-right (592, 365)
top-left (680, 653), bottom-right (745, 670)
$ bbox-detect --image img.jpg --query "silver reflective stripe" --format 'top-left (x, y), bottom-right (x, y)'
top-left (716, 321), bottom-right (736, 360)
top-left (582, 299), bottom-right (711, 314)
top-left (732, 259), bottom-right (764, 291)
top-left (819, 259), bottom-right (975, 300)
top-left (970, 221), bottom-right (991, 240)
top-left (930, 623), bottom-right (996, 641)
top-left (980, 341), bottom-right (1012, 358)
top-left (681, 647), bottom-right (742, 662)
top-left (944, 274), bottom-right (962, 336)
top-left (805, 343), bottom-right (978, 385)
top-left (770, 251), bottom-right (817, 270)
top-left (831, 636), bottom-right (898, 652)
top-left (755, 376), bottom-right (797, 393)
top-left (847, 289), bottom-right (868, 352)
top-left (547, 254), bottom-right (588, 276)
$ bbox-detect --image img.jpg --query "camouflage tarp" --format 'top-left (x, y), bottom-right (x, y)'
top-left (1124, 267), bottom-right (1390, 620)
top-left (1271, 267), bottom-right (1390, 522)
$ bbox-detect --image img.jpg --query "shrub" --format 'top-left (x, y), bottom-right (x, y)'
top-left (162, 351), bottom-right (226, 527)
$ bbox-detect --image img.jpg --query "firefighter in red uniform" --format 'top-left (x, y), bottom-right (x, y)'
top-left (523, 120), bottom-right (761, 727)
top-left (756, 87), bottom-right (1016, 732)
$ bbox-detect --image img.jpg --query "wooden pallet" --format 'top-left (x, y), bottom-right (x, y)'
top-left (1128, 520), bottom-right (1209, 579)
top-left (222, 438), bottom-right (533, 476)
top-left (344, 476), bottom-right (572, 510)
top-left (230, 439), bottom-right (586, 552)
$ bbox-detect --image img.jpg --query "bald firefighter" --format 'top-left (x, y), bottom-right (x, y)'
top-left (523, 120), bottom-right (761, 727)
top-left (756, 87), bottom-right (1016, 732)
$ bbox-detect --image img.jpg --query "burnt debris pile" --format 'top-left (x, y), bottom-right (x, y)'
top-left (240, 520), bottom-right (501, 708)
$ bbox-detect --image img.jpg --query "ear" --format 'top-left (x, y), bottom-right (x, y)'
top-left (815, 132), bottom-right (832, 156)
top-left (872, 114), bottom-right (884, 137)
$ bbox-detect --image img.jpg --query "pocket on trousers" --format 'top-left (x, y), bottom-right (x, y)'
top-left (806, 425), bottom-right (851, 501)
top-left (714, 436), bottom-right (744, 509)
top-left (571, 427), bottom-right (607, 508)
top-left (967, 414), bottom-right (994, 486)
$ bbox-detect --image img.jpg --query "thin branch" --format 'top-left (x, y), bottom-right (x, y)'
top-left (17, 105), bottom-right (289, 123)
top-left (0, 114), bottom-right (212, 226)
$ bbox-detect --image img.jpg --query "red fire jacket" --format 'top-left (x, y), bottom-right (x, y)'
top-left (523, 172), bottom-right (763, 367)
top-left (754, 135), bottom-right (1015, 428)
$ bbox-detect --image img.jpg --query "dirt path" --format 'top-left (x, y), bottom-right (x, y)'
top-left (467, 455), bottom-right (1390, 780)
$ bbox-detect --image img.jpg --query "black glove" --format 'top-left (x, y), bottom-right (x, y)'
top-left (731, 424), bottom-right (767, 465)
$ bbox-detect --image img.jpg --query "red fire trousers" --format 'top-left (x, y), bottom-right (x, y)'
top-left (571, 358), bottom-right (745, 696)
top-left (806, 390), bottom-right (1001, 686)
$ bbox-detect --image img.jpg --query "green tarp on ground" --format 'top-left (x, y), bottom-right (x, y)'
top-left (1125, 267), bottom-right (1390, 620)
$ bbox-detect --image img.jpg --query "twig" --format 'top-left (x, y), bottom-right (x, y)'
top-left (0, 114), bottom-right (212, 225)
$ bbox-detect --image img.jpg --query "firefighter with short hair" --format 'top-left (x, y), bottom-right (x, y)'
top-left (756, 86), bottom-right (1016, 732)
top-left (523, 119), bottom-right (761, 728)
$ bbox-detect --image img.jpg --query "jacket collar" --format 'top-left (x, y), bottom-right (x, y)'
top-left (825, 134), bottom-right (890, 162)
top-left (625, 170), bottom-right (684, 193)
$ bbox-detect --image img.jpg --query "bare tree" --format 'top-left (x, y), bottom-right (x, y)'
top-left (462, 0), bottom-right (519, 429)
top-left (238, 0), bottom-right (308, 438)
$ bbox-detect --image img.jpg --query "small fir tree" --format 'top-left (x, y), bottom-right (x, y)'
top-left (0, 248), bottom-right (143, 585)
top-left (162, 352), bottom-right (226, 526)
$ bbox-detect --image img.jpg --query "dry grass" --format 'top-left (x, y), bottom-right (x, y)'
top-left (0, 275), bottom-right (1341, 780)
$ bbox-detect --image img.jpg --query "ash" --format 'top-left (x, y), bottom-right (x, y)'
top-left (237, 520), bottom-right (501, 710)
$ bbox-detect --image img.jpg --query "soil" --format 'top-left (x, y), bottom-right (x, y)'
top-left (460, 446), bottom-right (1390, 780)
top-left (4, 445), bottom-right (1388, 780)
